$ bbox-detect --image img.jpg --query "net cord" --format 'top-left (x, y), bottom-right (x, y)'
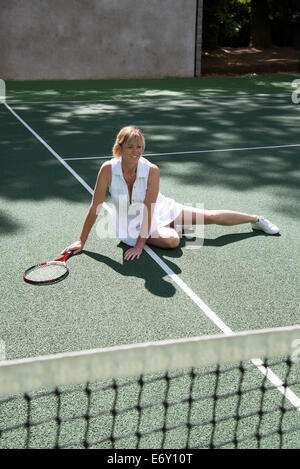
top-left (0, 324), bottom-right (299, 397)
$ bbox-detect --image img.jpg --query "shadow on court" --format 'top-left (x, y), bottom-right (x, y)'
top-left (83, 231), bottom-right (270, 297)
top-left (151, 230), bottom-right (269, 259)
top-left (83, 247), bottom-right (181, 298)
top-left (186, 230), bottom-right (273, 248)
top-left (1, 92), bottom-right (300, 222)
top-left (0, 211), bottom-right (24, 235)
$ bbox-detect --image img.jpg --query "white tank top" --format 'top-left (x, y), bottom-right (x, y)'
top-left (109, 156), bottom-right (150, 207)
top-left (108, 156), bottom-right (182, 246)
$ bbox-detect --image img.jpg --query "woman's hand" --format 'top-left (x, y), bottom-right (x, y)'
top-left (61, 240), bottom-right (84, 256)
top-left (124, 246), bottom-right (143, 261)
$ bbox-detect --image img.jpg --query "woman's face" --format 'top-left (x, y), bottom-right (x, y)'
top-left (121, 138), bottom-right (143, 164)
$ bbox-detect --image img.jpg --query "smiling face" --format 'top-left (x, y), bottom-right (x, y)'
top-left (113, 126), bottom-right (145, 162)
top-left (121, 137), bottom-right (144, 164)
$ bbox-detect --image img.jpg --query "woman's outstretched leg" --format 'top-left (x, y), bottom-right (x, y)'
top-left (204, 210), bottom-right (258, 226)
top-left (171, 207), bottom-right (279, 234)
top-left (172, 207), bottom-right (257, 226)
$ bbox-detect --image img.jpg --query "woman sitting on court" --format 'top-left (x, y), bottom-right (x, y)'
top-left (62, 126), bottom-right (280, 261)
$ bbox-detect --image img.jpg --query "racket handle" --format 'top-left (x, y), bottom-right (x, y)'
top-left (54, 251), bottom-right (75, 263)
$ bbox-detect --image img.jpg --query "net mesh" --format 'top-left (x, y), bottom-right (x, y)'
top-left (0, 326), bottom-right (300, 449)
top-left (25, 262), bottom-right (67, 282)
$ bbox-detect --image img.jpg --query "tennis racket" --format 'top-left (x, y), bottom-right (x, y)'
top-left (23, 251), bottom-right (74, 285)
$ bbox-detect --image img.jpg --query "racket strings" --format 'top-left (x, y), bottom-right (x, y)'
top-left (25, 262), bottom-right (67, 282)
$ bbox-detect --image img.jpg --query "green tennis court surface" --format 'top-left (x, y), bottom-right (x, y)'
top-left (1, 75), bottom-right (300, 448)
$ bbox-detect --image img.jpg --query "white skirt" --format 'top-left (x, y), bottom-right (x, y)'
top-left (114, 192), bottom-right (183, 247)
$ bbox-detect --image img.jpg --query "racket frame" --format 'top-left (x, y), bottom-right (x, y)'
top-left (23, 251), bottom-right (74, 285)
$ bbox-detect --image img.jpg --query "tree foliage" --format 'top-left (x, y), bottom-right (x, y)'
top-left (202, 0), bottom-right (300, 50)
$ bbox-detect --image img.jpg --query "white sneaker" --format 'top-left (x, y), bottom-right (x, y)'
top-left (251, 216), bottom-right (280, 235)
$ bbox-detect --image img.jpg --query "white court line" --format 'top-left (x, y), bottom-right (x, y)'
top-left (144, 247), bottom-right (300, 409)
top-left (4, 103), bottom-right (94, 196)
top-left (63, 143), bottom-right (300, 161)
top-left (3, 101), bottom-right (300, 411)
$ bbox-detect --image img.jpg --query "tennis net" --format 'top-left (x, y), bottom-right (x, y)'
top-left (0, 325), bottom-right (300, 449)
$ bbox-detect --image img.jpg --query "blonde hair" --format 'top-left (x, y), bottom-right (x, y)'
top-left (112, 126), bottom-right (145, 157)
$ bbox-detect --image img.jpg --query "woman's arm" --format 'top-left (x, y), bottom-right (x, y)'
top-left (61, 162), bottom-right (111, 254)
top-left (124, 165), bottom-right (160, 261)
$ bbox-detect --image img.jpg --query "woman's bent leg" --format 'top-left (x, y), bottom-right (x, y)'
top-left (146, 207), bottom-right (259, 249)
top-left (146, 226), bottom-right (180, 249)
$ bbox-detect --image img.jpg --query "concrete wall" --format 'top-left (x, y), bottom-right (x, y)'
top-left (0, 0), bottom-right (198, 80)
